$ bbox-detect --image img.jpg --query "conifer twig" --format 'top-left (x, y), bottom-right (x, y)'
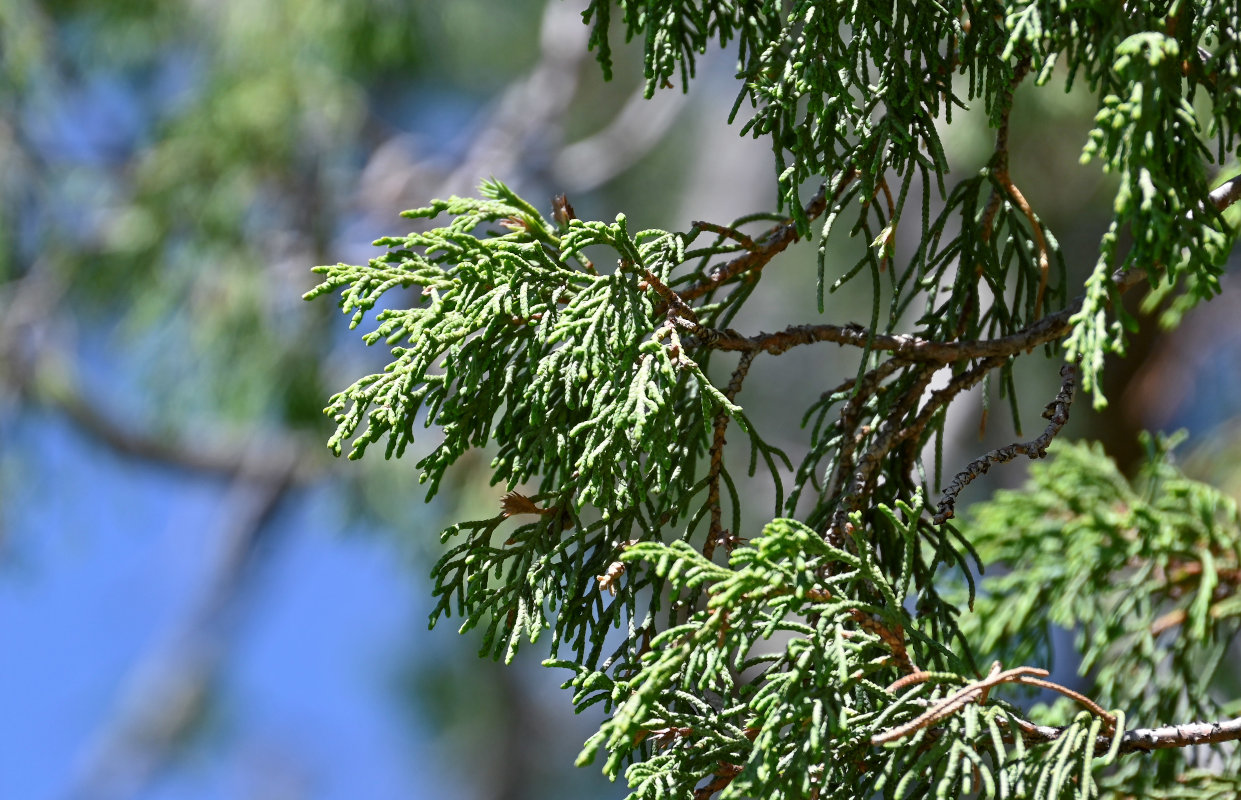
top-left (885, 705), bottom-right (1241, 759)
top-left (1210, 173), bottom-right (1241, 211)
top-left (677, 176), bottom-right (846, 304)
top-left (1017, 715), bottom-right (1241, 756)
top-left (878, 669), bottom-right (1241, 759)
top-left (637, 264), bottom-right (701, 329)
top-left (831, 363), bottom-right (939, 535)
top-left (699, 315), bottom-right (1071, 361)
top-left (690, 220), bottom-right (757, 251)
top-left (1149, 559), bottom-right (1241, 634)
top-left (704, 351), bottom-right (756, 560)
top-left (693, 762), bottom-right (743, 800)
top-left (1015, 676), bottom-right (1115, 723)
top-left (822, 359), bottom-right (907, 509)
top-left (873, 662), bottom-right (1115, 746)
top-left (933, 363), bottom-right (1076, 523)
top-left (695, 176), bottom-right (1241, 367)
top-left (981, 59), bottom-right (1050, 316)
top-left (873, 662), bottom-right (1021, 745)
top-left (850, 608), bottom-right (917, 674)
top-left (894, 356), bottom-right (1010, 463)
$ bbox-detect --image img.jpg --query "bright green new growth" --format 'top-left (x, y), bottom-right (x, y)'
top-left (308, 2), bottom-right (1241, 798)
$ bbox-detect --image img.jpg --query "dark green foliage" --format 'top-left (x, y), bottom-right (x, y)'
top-left (310, 2), bottom-right (1241, 798)
top-left (586, 0), bottom-right (1239, 401)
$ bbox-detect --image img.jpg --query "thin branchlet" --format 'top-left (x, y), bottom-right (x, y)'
top-left (934, 363), bottom-right (1077, 523)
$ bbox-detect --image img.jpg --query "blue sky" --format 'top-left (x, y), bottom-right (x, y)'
top-left (0, 410), bottom-right (466, 800)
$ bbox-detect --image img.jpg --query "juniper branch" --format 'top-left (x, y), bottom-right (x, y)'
top-left (984, 67), bottom-right (1052, 318)
top-left (705, 351), bottom-right (756, 560)
top-left (689, 221), bottom-right (756, 252)
top-left (1210, 174), bottom-right (1241, 212)
top-left (839, 364), bottom-right (939, 522)
top-left (311, 7), bottom-right (1241, 796)
top-left (697, 176), bottom-right (1241, 365)
top-left (934, 363), bottom-right (1077, 523)
top-left (677, 178), bottom-right (842, 305)
top-left (822, 359), bottom-right (908, 507)
top-left (873, 662), bottom-right (1048, 745)
top-left (1019, 715), bottom-right (1241, 757)
top-left (895, 357), bottom-right (1011, 459)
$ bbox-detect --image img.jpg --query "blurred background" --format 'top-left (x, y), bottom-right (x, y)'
top-left (1, 2), bottom-right (1238, 799)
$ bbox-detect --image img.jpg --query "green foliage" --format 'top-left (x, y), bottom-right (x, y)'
top-left (307, 178), bottom-right (792, 668)
top-left (1070, 28), bottom-right (1233, 400)
top-left (588, 0), bottom-right (1239, 403)
top-left (311, 2), bottom-right (1241, 798)
top-left (307, 179), bottom-right (768, 499)
top-left (965, 435), bottom-right (1241, 793)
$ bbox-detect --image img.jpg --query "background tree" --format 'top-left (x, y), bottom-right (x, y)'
top-left (313, 2), bottom-right (1241, 799)
top-left (2, 1), bottom-right (693, 798)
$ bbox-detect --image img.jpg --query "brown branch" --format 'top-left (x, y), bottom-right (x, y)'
top-left (1165, 560), bottom-right (1241, 589)
top-left (882, 668), bottom-right (1114, 726)
top-left (874, 662), bottom-right (1118, 746)
top-left (878, 693), bottom-right (1241, 759)
top-left (980, 79), bottom-right (1015, 243)
top-left (637, 264), bottom-right (697, 322)
top-left (875, 656), bottom-right (1241, 759)
top-left (690, 220), bottom-right (756, 251)
top-left (874, 662), bottom-right (1041, 745)
top-left (981, 59), bottom-right (1051, 316)
top-left (1001, 176), bottom-right (1052, 317)
top-left (1018, 715), bottom-right (1241, 756)
top-left (840, 364), bottom-right (939, 522)
top-left (1113, 717), bottom-right (1241, 752)
top-left (850, 608), bottom-right (917, 674)
top-left (695, 163), bottom-right (1241, 369)
top-left (633, 262), bottom-right (717, 364)
top-left (1210, 173), bottom-right (1241, 211)
top-left (704, 351), bottom-right (756, 560)
top-left (678, 175), bottom-right (849, 305)
top-left (693, 762), bottom-right (743, 800)
top-left (822, 359), bottom-right (909, 508)
top-left (886, 670), bottom-right (937, 694)
top-left (1015, 677), bottom-right (1115, 724)
top-left (820, 356), bottom-right (909, 405)
top-left (700, 313), bottom-right (1075, 362)
top-left (886, 356), bottom-right (1009, 500)
top-left (895, 356), bottom-right (1009, 460)
top-left (933, 362), bottom-right (1077, 523)
top-left (1149, 561), bottom-right (1241, 635)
